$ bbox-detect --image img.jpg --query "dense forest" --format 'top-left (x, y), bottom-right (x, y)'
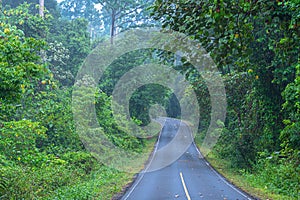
top-left (0, 0), bottom-right (299, 199)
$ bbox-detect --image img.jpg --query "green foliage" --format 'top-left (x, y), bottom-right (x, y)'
top-left (48, 18), bottom-right (91, 85)
top-left (95, 89), bottom-right (143, 151)
top-left (244, 152), bottom-right (300, 199)
top-left (0, 1), bottom-right (142, 198)
top-left (60, 0), bottom-right (102, 38)
top-left (1, 0), bottom-right (298, 198)
top-left (213, 73), bottom-right (255, 167)
top-left (0, 120), bottom-right (47, 165)
top-left (130, 84), bottom-right (172, 125)
top-left (185, 69), bottom-right (211, 130)
top-left (99, 49), bottom-right (173, 125)
top-left (280, 62), bottom-right (300, 163)
top-left (1, 160), bottom-right (86, 199)
top-left (0, 21), bottom-right (47, 104)
top-left (96, 0), bottom-right (156, 37)
top-left (0, 160), bottom-right (8, 198)
top-left (19, 88), bottom-right (83, 153)
top-left (61, 151), bottom-right (96, 174)
top-left (2, 3), bottom-right (51, 38)
top-left (2, 0), bottom-right (60, 18)
top-left (45, 166), bottom-right (131, 200)
top-left (99, 49), bottom-right (154, 94)
top-left (151, 0), bottom-right (254, 72)
top-left (152, 0), bottom-right (299, 198)
top-left (46, 42), bottom-right (74, 86)
top-left (0, 120), bottom-right (90, 199)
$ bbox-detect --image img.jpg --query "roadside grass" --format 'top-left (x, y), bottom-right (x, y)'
top-left (45, 166), bottom-right (131, 200)
top-left (45, 137), bottom-right (157, 200)
top-left (194, 135), bottom-right (296, 200)
top-left (204, 153), bottom-right (296, 200)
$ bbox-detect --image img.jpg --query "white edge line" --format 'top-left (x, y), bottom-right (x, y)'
top-left (180, 172), bottom-right (192, 200)
top-left (191, 140), bottom-right (252, 200)
top-left (122, 118), bottom-right (165, 200)
top-left (125, 118), bottom-right (252, 200)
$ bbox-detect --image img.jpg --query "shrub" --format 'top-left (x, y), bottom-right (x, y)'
top-left (0, 120), bottom-right (47, 165)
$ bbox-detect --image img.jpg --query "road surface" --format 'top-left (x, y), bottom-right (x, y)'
top-left (121, 118), bottom-right (252, 200)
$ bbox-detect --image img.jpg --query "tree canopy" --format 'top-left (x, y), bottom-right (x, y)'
top-left (0, 0), bottom-right (299, 199)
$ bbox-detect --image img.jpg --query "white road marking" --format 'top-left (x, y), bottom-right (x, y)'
top-left (124, 118), bottom-right (252, 200)
top-left (191, 135), bottom-right (252, 200)
top-left (122, 118), bottom-right (165, 200)
top-left (180, 172), bottom-right (192, 200)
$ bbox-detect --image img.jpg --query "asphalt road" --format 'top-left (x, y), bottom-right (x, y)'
top-left (121, 118), bottom-right (252, 200)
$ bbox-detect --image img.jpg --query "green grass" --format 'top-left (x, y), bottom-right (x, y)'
top-left (0, 137), bottom-right (157, 199)
top-left (45, 137), bottom-right (157, 200)
top-left (204, 153), bottom-right (296, 200)
top-left (45, 166), bottom-right (131, 200)
top-left (194, 135), bottom-right (297, 200)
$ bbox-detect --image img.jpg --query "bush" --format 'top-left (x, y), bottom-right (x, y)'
top-left (0, 120), bottom-right (47, 165)
top-left (61, 151), bottom-right (97, 174)
top-left (0, 151), bottom-right (98, 199)
top-left (244, 152), bottom-right (300, 199)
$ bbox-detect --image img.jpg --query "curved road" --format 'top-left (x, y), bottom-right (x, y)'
top-left (121, 118), bottom-right (252, 200)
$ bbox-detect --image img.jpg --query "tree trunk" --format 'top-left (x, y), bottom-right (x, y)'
top-left (39, 0), bottom-right (44, 18)
top-left (110, 9), bottom-right (116, 44)
top-left (39, 0), bottom-right (45, 62)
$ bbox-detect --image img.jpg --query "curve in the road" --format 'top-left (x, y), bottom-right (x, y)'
top-left (121, 118), bottom-right (253, 200)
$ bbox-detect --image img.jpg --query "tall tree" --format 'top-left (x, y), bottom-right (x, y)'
top-left (47, 17), bottom-right (91, 85)
top-left (59, 0), bottom-right (102, 39)
top-left (0, 10), bottom-right (48, 106)
top-left (151, 0), bottom-right (299, 165)
top-left (2, 0), bottom-right (59, 18)
top-left (95, 0), bottom-right (155, 43)
top-left (39, 0), bottom-right (44, 18)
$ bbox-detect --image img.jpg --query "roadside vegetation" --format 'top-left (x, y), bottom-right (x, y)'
top-left (152, 1), bottom-right (299, 199)
top-left (0, 1), bottom-right (157, 199)
top-left (0, 0), bottom-right (299, 199)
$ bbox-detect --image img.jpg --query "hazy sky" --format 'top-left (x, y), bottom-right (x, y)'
top-left (56, 0), bottom-right (102, 11)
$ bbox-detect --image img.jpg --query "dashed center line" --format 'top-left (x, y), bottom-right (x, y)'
top-left (180, 172), bottom-right (191, 200)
